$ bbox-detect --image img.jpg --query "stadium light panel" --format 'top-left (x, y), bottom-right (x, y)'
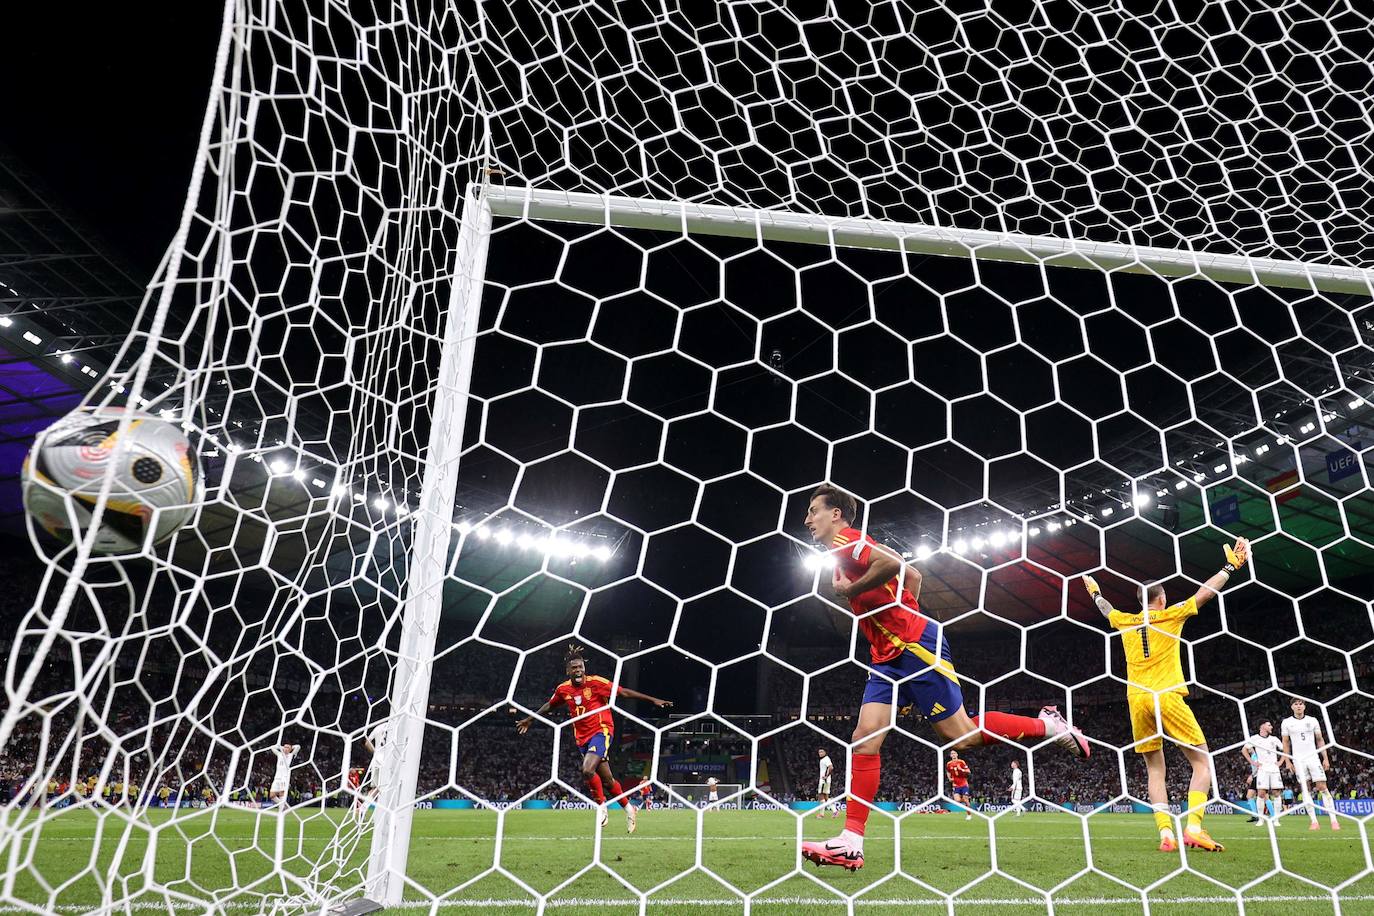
top-left (59, 353), bottom-right (73, 364)
top-left (291, 470), bottom-right (305, 482)
top-left (1175, 480), bottom-right (1188, 490)
top-left (494, 528), bottom-right (512, 544)
top-left (1133, 493), bottom-right (1151, 508)
top-left (970, 537), bottom-right (985, 550)
top-left (0, 316), bottom-right (10, 327)
top-left (474, 526), bottom-right (490, 540)
top-left (516, 532), bottom-right (533, 549)
top-left (915, 544), bottom-right (932, 560)
top-left (269, 459), bottom-right (290, 474)
top-left (1213, 463), bottom-right (1228, 473)
top-left (456, 521), bottom-right (472, 535)
top-left (952, 539), bottom-right (968, 554)
top-left (22, 331), bottom-right (41, 345)
top-left (1100, 507), bottom-right (1114, 517)
top-left (593, 545), bottom-right (613, 562)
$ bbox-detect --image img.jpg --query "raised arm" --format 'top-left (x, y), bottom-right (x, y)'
top-left (616, 686), bottom-right (673, 709)
top-left (1081, 575), bottom-right (1115, 618)
top-left (1191, 537), bottom-right (1249, 609)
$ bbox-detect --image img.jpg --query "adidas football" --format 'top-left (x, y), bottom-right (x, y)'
top-left (22, 407), bottom-right (199, 553)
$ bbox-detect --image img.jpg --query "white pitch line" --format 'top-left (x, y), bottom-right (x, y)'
top-left (0, 894), bottom-right (1364, 913)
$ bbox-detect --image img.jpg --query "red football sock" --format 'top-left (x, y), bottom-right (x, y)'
top-left (972, 711), bottom-right (1046, 745)
top-left (586, 773), bottom-right (605, 804)
top-left (609, 780), bottom-right (625, 804)
top-left (843, 753), bottom-right (881, 837)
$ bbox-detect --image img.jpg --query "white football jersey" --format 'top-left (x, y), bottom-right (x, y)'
top-left (1282, 716), bottom-right (1321, 759)
top-left (1011, 766), bottom-right (1022, 787)
top-left (1248, 734), bottom-right (1282, 767)
top-left (272, 746), bottom-right (295, 779)
top-left (819, 756), bottom-right (833, 781)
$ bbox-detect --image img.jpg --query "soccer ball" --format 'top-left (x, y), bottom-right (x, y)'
top-left (22, 407), bottom-right (200, 553)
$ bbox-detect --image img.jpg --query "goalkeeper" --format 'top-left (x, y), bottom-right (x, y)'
top-left (1081, 536), bottom-right (1249, 854)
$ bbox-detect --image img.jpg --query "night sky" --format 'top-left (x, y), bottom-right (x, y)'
top-left (1, 4), bottom-right (221, 277)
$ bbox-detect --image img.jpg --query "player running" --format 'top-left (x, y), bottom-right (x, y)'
top-left (1082, 535), bottom-right (1248, 854)
top-left (517, 643), bottom-right (672, 833)
top-left (1010, 760), bottom-right (1024, 816)
top-left (1282, 697), bottom-right (1339, 831)
top-left (1243, 721), bottom-right (1283, 824)
top-left (947, 751), bottom-right (972, 820)
top-left (816, 748), bottom-right (838, 818)
top-left (800, 485), bottom-right (1089, 872)
top-left (268, 743), bottom-right (297, 808)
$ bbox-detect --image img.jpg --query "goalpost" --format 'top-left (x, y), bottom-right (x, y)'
top-left (3, 1), bottom-right (1374, 914)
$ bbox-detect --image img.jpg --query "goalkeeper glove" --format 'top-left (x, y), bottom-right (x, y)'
top-left (1082, 575), bottom-right (1101, 598)
top-left (1223, 539), bottom-right (1249, 571)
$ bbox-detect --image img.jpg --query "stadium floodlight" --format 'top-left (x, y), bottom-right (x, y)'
top-left (952, 540), bottom-right (969, 555)
top-left (456, 521), bottom-right (472, 536)
top-left (988, 530), bottom-right (1007, 548)
top-left (0, 316), bottom-right (11, 327)
top-left (494, 528), bottom-right (512, 545)
top-left (1133, 493), bottom-right (1151, 508)
top-left (592, 545), bottom-right (613, 562)
top-left (473, 526), bottom-right (490, 540)
top-left (22, 331), bottom-right (41, 345)
top-left (516, 532), bottom-right (533, 549)
top-left (1100, 507), bottom-right (1114, 517)
top-left (914, 544), bottom-right (932, 560)
top-left (268, 459), bottom-right (290, 475)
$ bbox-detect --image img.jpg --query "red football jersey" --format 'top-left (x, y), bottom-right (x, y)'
top-left (548, 675), bottom-right (622, 746)
top-left (946, 759), bottom-right (970, 787)
top-left (832, 527), bottom-right (929, 664)
top-left (347, 768), bottom-right (363, 789)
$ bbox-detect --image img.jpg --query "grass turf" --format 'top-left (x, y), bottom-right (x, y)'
top-left (1, 806), bottom-right (1369, 915)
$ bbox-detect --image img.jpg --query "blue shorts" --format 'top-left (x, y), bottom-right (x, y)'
top-left (861, 625), bottom-right (964, 722)
top-left (952, 784), bottom-right (970, 798)
top-left (578, 728), bottom-right (612, 759)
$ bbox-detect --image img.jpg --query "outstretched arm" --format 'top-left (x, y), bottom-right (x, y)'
top-left (1192, 537), bottom-right (1249, 609)
top-left (617, 686), bottom-right (673, 709)
top-left (516, 700), bottom-right (555, 734)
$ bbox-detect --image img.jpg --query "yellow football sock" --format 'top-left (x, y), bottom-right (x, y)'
top-left (1152, 806), bottom-right (1171, 835)
top-left (1187, 790), bottom-right (1207, 830)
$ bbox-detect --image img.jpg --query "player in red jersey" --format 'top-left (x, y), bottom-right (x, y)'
top-left (517, 643), bottom-right (672, 833)
top-left (947, 751), bottom-right (972, 820)
top-left (637, 777), bottom-right (653, 810)
top-left (347, 767), bottom-right (366, 820)
top-left (800, 485), bottom-right (1090, 872)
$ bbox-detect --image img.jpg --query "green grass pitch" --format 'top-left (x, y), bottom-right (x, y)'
top-left (3, 807), bottom-right (1369, 915)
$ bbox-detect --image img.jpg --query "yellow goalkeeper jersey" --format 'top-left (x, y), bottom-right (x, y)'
top-left (1108, 597), bottom-right (1198, 697)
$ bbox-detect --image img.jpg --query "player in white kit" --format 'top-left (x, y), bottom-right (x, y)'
top-left (1281, 697), bottom-right (1338, 831)
top-left (816, 748), bottom-right (838, 818)
top-left (1009, 760), bottom-right (1024, 816)
top-left (359, 722), bottom-right (390, 820)
top-left (1242, 722), bottom-right (1283, 823)
top-left (268, 743), bottom-right (298, 807)
top-left (705, 777), bottom-right (719, 806)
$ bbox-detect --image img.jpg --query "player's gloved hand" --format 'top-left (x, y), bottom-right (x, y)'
top-left (1224, 537), bottom-right (1249, 569)
top-left (1081, 575), bottom-right (1101, 598)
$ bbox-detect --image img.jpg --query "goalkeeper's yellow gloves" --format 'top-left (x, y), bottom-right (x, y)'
top-left (1223, 538), bottom-right (1249, 570)
top-left (1082, 575), bottom-right (1101, 598)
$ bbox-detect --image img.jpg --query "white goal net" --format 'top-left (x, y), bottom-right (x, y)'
top-left (2, 1), bottom-right (1374, 915)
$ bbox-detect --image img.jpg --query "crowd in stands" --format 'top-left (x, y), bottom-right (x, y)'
top-left (3, 542), bottom-right (1373, 812)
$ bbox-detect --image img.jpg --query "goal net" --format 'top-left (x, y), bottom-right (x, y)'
top-left (3, 1), bottom-right (1374, 914)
